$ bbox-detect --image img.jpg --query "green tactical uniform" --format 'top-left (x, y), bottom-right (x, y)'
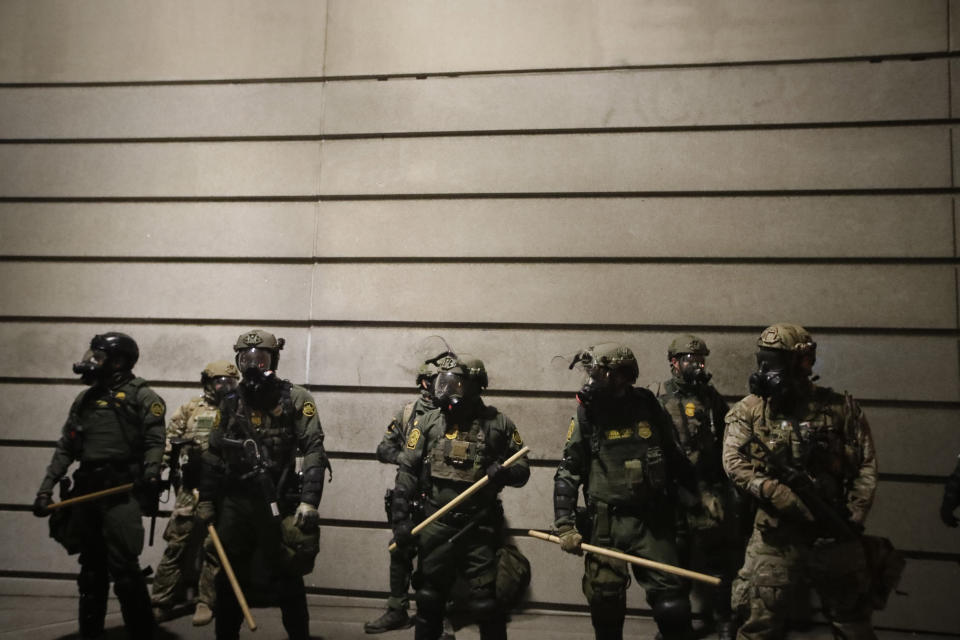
top-left (656, 335), bottom-right (744, 639)
top-left (378, 393), bottom-right (435, 613)
top-left (38, 372), bottom-right (166, 640)
top-left (393, 392), bottom-right (529, 640)
top-left (150, 395), bottom-right (221, 613)
top-left (201, 380), bottom-right (328, 640)
top-left (722, 324), bottom-right (879, 640)
top-left (555, 389), bottom-right (693, 638)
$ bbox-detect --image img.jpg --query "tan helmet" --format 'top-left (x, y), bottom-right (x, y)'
top-left (757, 323), bottom-right (815, 354)
top-left (202, 360), bottom-right (240, 380)
top-left (667, 334), bottom-right (710, 360)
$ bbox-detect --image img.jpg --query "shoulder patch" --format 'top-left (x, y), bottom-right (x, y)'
top-left (512, 428), bottom-right (523, 446)
top-left (114, 391), bottom-right (126, 401)
top-left (302, 401), bottom-right (316, 418)
top-left (150, 402), bottom-right (165, 417)
top-left (566, 418), bottom-right (576, 441)
top-left (213, 410), bottom-right (221, 429)
top-left (684, 402), bottom-right (696, 417)
top-left (406, 428), bottom-right (422, 449)
top-left (637, 422), bottom-right (653, 439)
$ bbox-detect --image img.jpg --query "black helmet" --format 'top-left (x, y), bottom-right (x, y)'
top-left (90, 332), bottom-right (139, 370)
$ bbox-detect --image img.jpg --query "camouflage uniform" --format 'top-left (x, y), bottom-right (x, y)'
top-left (151, 361), bottom-right (238, 623)
top-left (199, 330), bottom-right (330, 640)
top-left (722, 324), bottom-right (878, 640)
top-left (656, 335), bottom-right (742, 638)
top-left (34, 333), bottom-right (164, 640)
top-left (555, 343), bottom-right (695, 640)
top-left (392, 355), bottom-right (529, 640)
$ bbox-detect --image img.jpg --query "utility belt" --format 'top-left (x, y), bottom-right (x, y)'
top-left (74, 460), bottom-right (137, 493)
top-left (426, 498), bottom-right (503, 528)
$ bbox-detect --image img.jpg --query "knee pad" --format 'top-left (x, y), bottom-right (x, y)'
top-left (652, 596), bottom-right (692, 636)
top-left (468, 585), bottom-right (498, 618)
top-left (77, 566), bottom-right (109, 595)
top-left (415, 584), bottom-right (445, 617)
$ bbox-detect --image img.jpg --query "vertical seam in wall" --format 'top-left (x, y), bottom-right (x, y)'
top-left (306, 2), bottom-right (333, 387)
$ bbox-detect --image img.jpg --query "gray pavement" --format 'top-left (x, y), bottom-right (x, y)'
top-left (0, 594), bottom-right (944, 639)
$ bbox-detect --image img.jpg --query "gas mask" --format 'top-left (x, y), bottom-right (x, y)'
top-left (73, 349), bottom-right (108, 386)
top-left (748, 348), bottom-right (794, 403)
top-left (576, 366), bottom-right (619, 406)
top-left (434, 371), bottom-right (474, 418)
top-left (237, 347), bottom-right (281, 410)
top-left (204, 375), bottom-right (239, 405)
top-left (673, 353), bottom-right (712, 387)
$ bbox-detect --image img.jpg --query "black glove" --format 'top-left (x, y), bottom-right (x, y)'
top-left (941, 497), bottom-right (959, 528)
top-left (33, 493), bottom-right (52, 518)
top-left (136, 470), bottom-right (161, 517)
top-left (486, 462), bottom-right (527, 489)
top-left (392, 519), bottom-right (416, 548)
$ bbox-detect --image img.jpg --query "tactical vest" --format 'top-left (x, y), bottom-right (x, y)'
top-left (220, 382), bottom-right (299, 483)
top-left (747, 387), bottom-right (861, 512)
top-left (428, 419), bottom-right (489, 485)
top-left (580, 391), bottom-right (669, 507)
top-left (181, 398), bottom-right (219, 451)
top-left (68, 377), bottom-right (151, 464)
top-left (659, 379), bottom-right (722, 479)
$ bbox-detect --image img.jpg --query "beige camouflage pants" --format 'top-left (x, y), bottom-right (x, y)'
top-left (734, 527), bottom-right (875, 640)
top-left (151, 488), bottom-right (219, 608)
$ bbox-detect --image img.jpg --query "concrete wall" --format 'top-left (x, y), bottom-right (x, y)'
top-left (0, 0), bottom-right (957, 633)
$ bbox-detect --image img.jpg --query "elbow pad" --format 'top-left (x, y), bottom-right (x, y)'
top-left (300, 464), bottom-right (326, 507)
top-left (554, 479), bottom-right (579, 523)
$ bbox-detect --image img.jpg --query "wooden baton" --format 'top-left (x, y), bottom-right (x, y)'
top-left (388, 445), bottom-right (530, 552)
top-left (45, 482), bottom-right (135, 511)
top-left (527, 529), bottom-right (722, 586)
top-left (207, 524), bottom-right (257, 631)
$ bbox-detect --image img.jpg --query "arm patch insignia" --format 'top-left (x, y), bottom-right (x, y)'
top-left (566, 418), bottom-right (575, 441)
top-left (512, 429), bottom-right (523, 446)
top-left (302, 401), bottom-right (316, 418)
top-left (150, 402), bottom-right (165, 417)
top-left (406, 428), bottom-right (421, 449)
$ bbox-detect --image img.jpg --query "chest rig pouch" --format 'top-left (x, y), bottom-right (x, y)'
top-left (580, 395), bottom-right (667, 502)
top-left (429, 422), bottom-right (486, 484)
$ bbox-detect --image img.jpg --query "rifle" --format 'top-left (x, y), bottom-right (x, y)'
top-left (148, 436), bottom-right (194, 546)
top-left (744, 434), bottom-right (858, 541)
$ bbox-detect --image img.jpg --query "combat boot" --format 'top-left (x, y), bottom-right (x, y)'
top-left (77, 566), bottom-right (109, 639)
top-left (364, 607), bottom-right (412, 633)
top-left (114, 571), bottom-right (156, 640)
top-left (193, 602), bottom-right (214, 626)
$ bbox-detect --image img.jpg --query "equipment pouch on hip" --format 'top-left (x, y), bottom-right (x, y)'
top-left (49, 477), bottom-right (81, 555)
top-left (496, 543), bottom-right (532, 609)
top-left (383, 488), bottom-right (395, 524)
top-left (861, 535), bottom-right (905, 611)
top-left (280, 514), bottom-right (320, 576)
top-left (594, 502), bottom-right (612, 546)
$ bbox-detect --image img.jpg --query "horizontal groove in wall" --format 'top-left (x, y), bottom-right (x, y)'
top-left (1, 379), bottom-right (959, 410)
top-left (1, 256), bottom-right (959, 267)
top-left (0, 49), bottom-right (953, 89)
top-left (0, 446), bottom-right (947, 484)
top-left (1, 118), bottom-right (956, 145)
top-left (0, 319), bottom-right (957, 339)
top-left (2, 189), bottom-right (959, 204)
